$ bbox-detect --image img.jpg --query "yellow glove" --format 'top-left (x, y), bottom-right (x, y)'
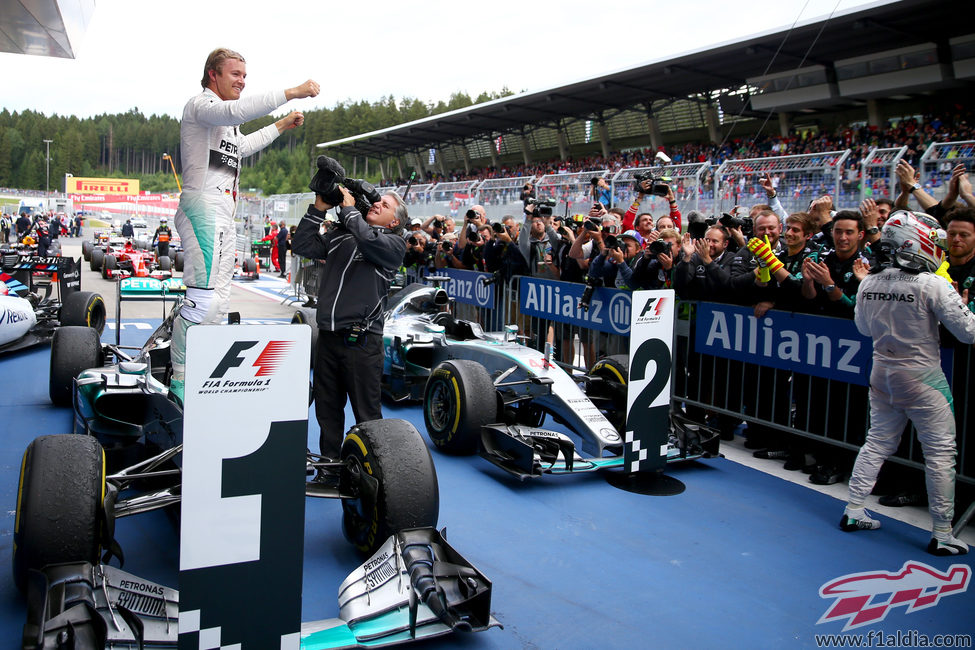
top-left (747, 236), bottom-right (784, 274)
top-left (935, 259), bottom-right (952, 284)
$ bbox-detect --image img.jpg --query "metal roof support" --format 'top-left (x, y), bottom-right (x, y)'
top-left (645, 104), bottom-right (663, 152)
top-left (489, 137), bottom-right (499, 169)
top-left (519, 132), bottom-right (532, 166)
top-left (557, 122), bottom-right (569, 161)
top-left (779, 111), bottom-right (792, 138)
top-left (597, 115), bottom-right (611, 159)
top-left (461, 143), bottom-right (472, 175)
top-left (412, 150), bottom-right (426, 176)
top-left (867, 98), bottom-right (881, 128)
top-left (396, 156), bottom-right (404, 181)
top-left (705, 100), bottom-right (721, 144)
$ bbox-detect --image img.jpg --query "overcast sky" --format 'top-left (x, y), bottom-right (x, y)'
top-left (2, 0), bottom-right (880, 120)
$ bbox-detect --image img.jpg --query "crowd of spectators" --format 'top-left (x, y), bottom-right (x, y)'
top-left (379, 109), bottom-right (974, 188)
top-left (397, 146), bottom-right (975, 496)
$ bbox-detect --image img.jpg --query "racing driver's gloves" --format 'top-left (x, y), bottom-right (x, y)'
top-left (747, 236), bottom-right (784, 274)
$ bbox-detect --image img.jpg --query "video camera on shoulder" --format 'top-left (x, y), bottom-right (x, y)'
top-left (309, 155), bottom-right (381, 220)
top-left (633, 151), bottom-right (674, 196)
top-left (632, 170), bottom-right (671, 197)
top-left (526, 197), bottom-right (556, 217)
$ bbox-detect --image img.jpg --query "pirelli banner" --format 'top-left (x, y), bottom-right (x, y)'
top-left (179, 324), bottom-right (310, 649)
top-left (66, 176), bottom-right (140, 195)
top-left (694, 302), bottom-right (873, 386)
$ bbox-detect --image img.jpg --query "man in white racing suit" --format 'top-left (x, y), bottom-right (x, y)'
top-left (170, 47), bottom-right (318, 400)
top-left (841, 211), bottom-right (975, 556)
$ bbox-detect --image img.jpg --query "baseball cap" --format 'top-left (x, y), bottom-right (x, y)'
top-left (620, 229), bottom-right (644, 246)
top-left (410, 217), bottom-right (423, 226)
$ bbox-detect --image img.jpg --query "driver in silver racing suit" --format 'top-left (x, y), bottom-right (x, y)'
top-left (170, 47), bottom-right (318, 400)
top-left (841, 211), bottom-right (975, 556)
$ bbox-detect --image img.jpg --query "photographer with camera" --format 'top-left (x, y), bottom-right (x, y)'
top-left (292, 156), bottom-right (407, 466)
top-left (520, 182), bottom-right (536, 208)
top-left (422, 214), bottom-right (455, 240)
top-left (551, 216), bottom-right (585, 284)
top-left (458, 224), bottom-right (493, 272)
top-left (590, 176), bottom-right (612, 207)
top-left (629, 228), bottom-right (681, 290)
top-left (567, 203), bottom-right (620, 271)
top-left (520, 201), bottom-right (562, 280)
top-left (458, 205), bottom-right (487, 250)
top-left (621, 166), bottom-right (682, 233)
top-left (434, 234), bottom-right (466, 270)
top-left (590, 229), bottom-right (646, 289)
top-left (169, 46), bottom-right (318, 401)
top-left (403, 230), bottom-right (437, 274)
top-left (483, 216), bottom-right (527, 279)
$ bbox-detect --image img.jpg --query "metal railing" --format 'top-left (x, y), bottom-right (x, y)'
top-left (919, 140), bottom-right (975, 202)
top-left (859, 146), bottom-right (907, 203)
top-left (713, 150), bottom-right (852, 214)
top-left (400, 269), bottom-right (973, 487)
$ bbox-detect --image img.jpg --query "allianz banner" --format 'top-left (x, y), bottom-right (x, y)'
top-left (438, 268), bottom-right (496, 308)
top-left (694, 302), bottom-right (873, 386)
top-left (519, 277), bottom-right (631, 335)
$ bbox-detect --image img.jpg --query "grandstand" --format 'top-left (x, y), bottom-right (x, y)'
top-left (311, 0), bottom-right (975, 218)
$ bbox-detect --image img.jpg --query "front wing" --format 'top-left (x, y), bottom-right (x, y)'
top-left (23, 529), bottom-right (499, 649)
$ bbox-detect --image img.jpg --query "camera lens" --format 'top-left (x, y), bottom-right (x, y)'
top-left (492, 222), bottom-right (504, 234)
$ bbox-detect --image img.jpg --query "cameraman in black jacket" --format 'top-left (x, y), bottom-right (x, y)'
top-left (291, 186), bottom-right (407, 465)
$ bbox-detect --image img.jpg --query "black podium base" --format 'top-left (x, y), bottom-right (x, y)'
top-left (605, 470), bottom-right (686, 496)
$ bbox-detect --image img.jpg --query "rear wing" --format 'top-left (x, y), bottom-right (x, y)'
top-left (114, 276), bottom-right (186, 346)
top-left (0, 255), bottom-right (82, 298)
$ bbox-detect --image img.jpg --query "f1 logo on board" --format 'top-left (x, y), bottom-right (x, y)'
top-left (201, 340), bottom-right (294, 394)
top-left (633, 296), bottom-right (666, 325)
top-left (817, 561), bottom-right (970, 631)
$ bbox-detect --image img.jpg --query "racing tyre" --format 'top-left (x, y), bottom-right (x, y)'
top-left (340, 419), bottom-right (439, 555)
top-left (290, 307), bottom-right (318, 369)
top-left (589, 354), bottom-right (629, 433)
top-left (13, 434), bottom-right (105, 592)
top-left (242, 257), bottom-right (259, 277)
top-left (157, 255), bottom-right (172, 271)
top-left (59, 291), bottom-right (107, 335)
top-left (81, 240), bottom-right (93, 261)
top-left (423, 360), bottom-right (497, 455)
top-left (102, 254), bottom-right (117, 280)
top-left (174, 251), bottom-right (184, 272)
top-left (89, 248), bottom-right (104, 272)
top-left (49, 326), bottom-right (103, 406)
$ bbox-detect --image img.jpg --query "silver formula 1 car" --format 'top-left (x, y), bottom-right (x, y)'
top-left (344, 281), bottom-right (719, 480)
top-left (14, 277), bottom-right (496, 648)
